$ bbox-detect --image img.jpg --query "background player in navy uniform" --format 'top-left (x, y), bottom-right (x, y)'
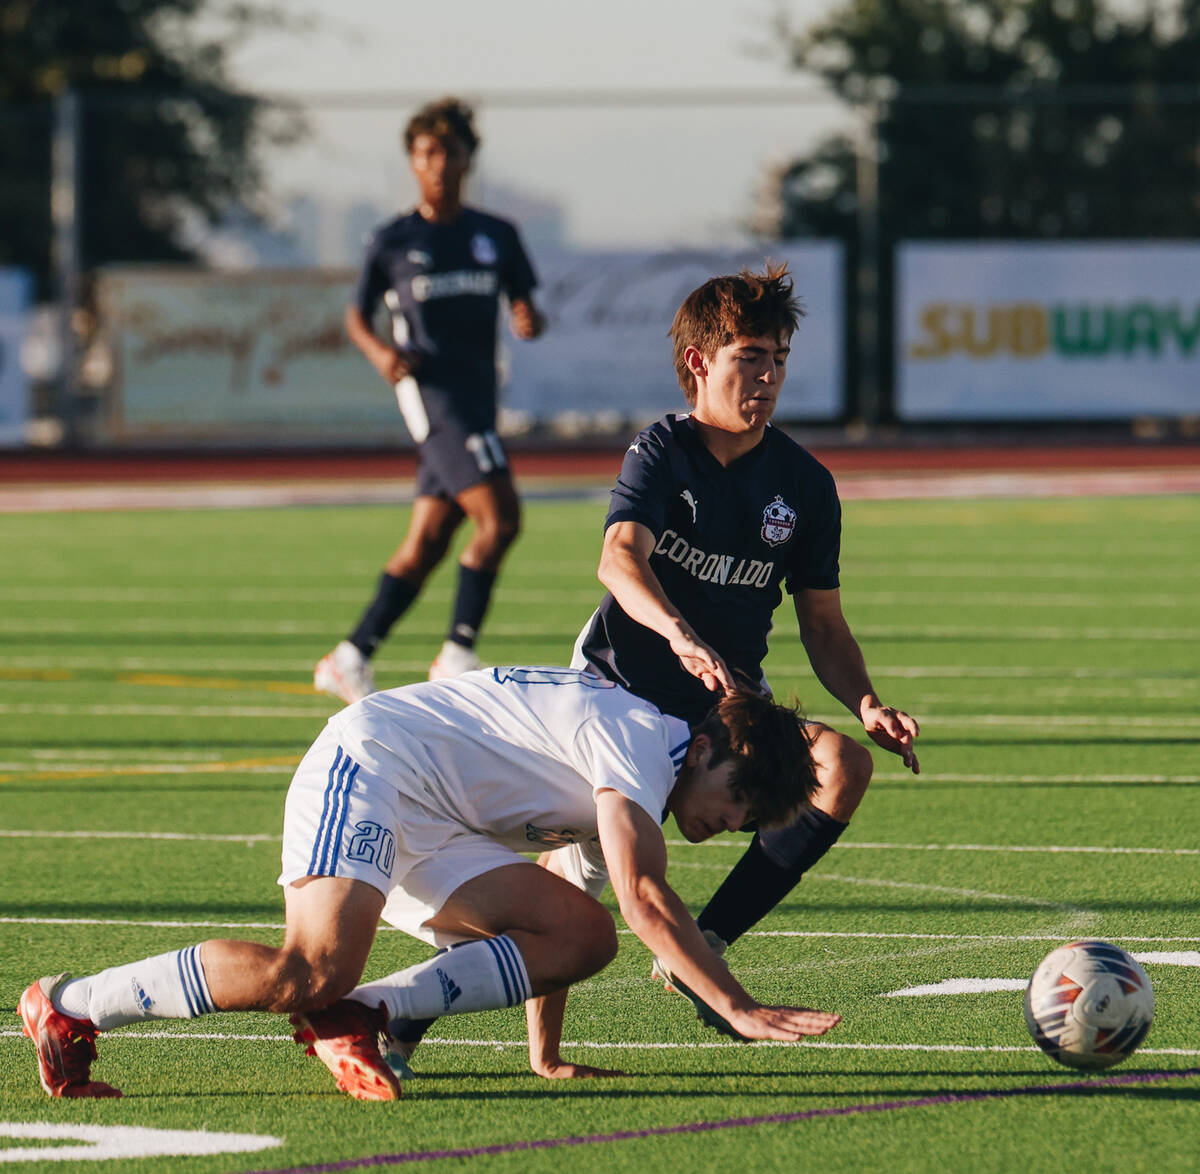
top-left (316, 97), bottom-right (545, 703)
top-left (573, 264), bottom-right (921, 998)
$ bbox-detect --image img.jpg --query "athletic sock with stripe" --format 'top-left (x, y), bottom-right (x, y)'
top-left (349, 935), bottom-right (531, 1027)
top-left (53, 945), bottom-right (215, 1031)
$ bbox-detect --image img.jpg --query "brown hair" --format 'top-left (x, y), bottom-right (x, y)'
top-left (669, 263), bottom-right (805, 405)
top-left (690, 689), bottom-right (817, 828)
top-left (403, 97), bottom-right (480, 156)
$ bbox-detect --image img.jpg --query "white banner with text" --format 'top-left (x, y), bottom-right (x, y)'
top-left (99, 243), bottom-right (843, 442)
top-left (897, 242), bottom-right (1200, 420)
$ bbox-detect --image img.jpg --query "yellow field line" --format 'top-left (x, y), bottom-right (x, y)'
top-left (0, 754), bottom-right (299, 784)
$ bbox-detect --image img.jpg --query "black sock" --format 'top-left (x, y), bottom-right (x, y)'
top-left (447, 565), bottom-right (497, 648)
top-left (348, 573), bottom-right (419, 657)
top-left (696, 807), bottom-right (848, 944)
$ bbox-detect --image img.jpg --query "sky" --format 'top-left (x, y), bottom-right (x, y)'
top-left (219, 0), bottom-right (850, 256)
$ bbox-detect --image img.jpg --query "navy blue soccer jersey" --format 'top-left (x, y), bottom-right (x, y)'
top-left (576, 414), bottom-right (841, 723)
top-left (355, 208), bottom-right (537, 432)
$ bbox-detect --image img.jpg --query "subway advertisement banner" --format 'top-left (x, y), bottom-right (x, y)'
top-left (0, 268), bottom-right (31, 447)
top-left (99, 243), bottom-right (843, 442)
top-left (896, 242), bottom-right (1200, 420)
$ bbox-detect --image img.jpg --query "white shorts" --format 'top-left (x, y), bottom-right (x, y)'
top-left (278, 726), bottom-right (531, 947)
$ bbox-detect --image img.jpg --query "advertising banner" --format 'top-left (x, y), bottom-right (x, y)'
top-left (100, 243), bottom-right (843, 441)
top-left (0, 269), bottom-right (32, 447)
top-left (518, 243), bottom-right (844, 423)
top-left (897, 243), bottom-right (1200, 420)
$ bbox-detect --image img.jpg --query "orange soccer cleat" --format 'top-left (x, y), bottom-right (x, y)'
top-left (290, 999), bottom-right (401, 1102)
top-left (19, 974), bottom-right (122, 1098)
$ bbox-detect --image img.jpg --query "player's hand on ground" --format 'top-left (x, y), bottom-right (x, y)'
top-left (860, 703), bottom-right (921, 774)
top-left (729, 1004), bottom-right (841, 1041)
top-left (668, 625), bottom-right (734, 694)
top-left (532, 1058), bottom-right (625, 1079)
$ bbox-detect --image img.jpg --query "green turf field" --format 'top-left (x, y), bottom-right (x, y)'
top-left (1, 494), bottom-right (1197, 1172)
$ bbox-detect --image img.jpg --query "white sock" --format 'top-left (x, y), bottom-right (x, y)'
top-left (53, 945), bottom-right (215, 1032)
top-left (350, 935), bottom-right (530, 1028)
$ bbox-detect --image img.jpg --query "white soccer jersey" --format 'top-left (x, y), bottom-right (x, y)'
top-left (325, 667), bottom-right (692, 853)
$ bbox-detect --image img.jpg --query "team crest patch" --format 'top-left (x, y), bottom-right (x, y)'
top-left (471, 233), bottom-right (498, 265)
top-left (406, 249), bottom-right (432, 267)
top-left (761, 495), bottom-right (797, 546)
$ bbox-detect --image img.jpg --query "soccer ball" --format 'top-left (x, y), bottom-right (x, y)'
top-left (1023, 939), bottom-right (1154, 1069)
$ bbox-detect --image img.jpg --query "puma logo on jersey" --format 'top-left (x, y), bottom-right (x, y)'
top-left (654, 529), bottom-right (774, 588)
top-left (680, 489), bottom-right (698, 523)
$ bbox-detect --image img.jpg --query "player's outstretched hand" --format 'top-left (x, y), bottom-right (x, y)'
top-left (668, 625), bottom-right (734, 694)
top-left (861, 703), bottom-right (921, 774)
top-left (532, 1058), bottom-right (625, 1079)
top-left (729, 1004), bottom-right (841, 1041)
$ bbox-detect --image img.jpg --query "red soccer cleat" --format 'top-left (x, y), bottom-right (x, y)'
top-left (290, 999), bottom-right (401, 1101)
top-left (19, 974), bottom-right (122, 1098)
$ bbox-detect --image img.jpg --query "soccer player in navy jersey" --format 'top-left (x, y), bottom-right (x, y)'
top-left (315, 97), bottom-right (545, 703)
top-left (573, 264), bottom-right (921, 1000)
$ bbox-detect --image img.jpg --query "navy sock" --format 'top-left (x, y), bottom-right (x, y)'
top-left (348, 573), bottom-right (419, 657)
top-left (696, 807), bottom-right (848, 944)
top-left (447, 565), bottom-right (497, 648)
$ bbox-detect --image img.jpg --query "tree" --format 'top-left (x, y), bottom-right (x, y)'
top-left (0, 0), bottom-right (302, 292)
top-left (771, 0), bottom-right (1200, 240)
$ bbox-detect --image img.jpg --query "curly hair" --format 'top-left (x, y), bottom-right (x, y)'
top-left (669, 263), bottom-right (806, 405)
top-left (403, 96), bottom-right (480, 157)
top-left (690, 689), bottom-right (817, 828)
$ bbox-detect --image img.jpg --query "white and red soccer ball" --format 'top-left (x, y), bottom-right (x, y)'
top-left (1024, 939), bottom-right (1154, 1069)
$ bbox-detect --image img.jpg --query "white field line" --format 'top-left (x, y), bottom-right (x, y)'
top-left (0, 587), bottom-right (601, 607)
top-left (0, 830), bottom-right (280, 843)
top-left (0, 1028), bottom-right (1196, 1057)
top-left (872, 774), bottom-right (1200, 784)
top-left (3, 703), bottom-right (1199, 727)
top-left (4, 620), bottom-right (1200, 642)
top-left (845, 564), bottom-right (1199, 581)
top-left (2, 657), bottom-right (1198, 683)
top-left (0, 619), bottom-right (581, 637)
top-left (0, 763), bottom-right (293, 775)
top-left (3, 916), bottom-right (1198, 946)
top-left (0, 704), bottom-right (327, 718)
top-left (885, 955), bottom-right (1200, 997)
top-left (2, 586), bottom-right (1196, 610)
top-left (664, 838), bottom-right (1200, 856)
top-left (3, 829), bottom-right (1196, 857)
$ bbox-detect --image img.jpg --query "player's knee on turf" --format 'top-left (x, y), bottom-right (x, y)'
top-left (809, 728), bottom-right (873, 822)
top-left (547, 895), bottom-right (618, 986)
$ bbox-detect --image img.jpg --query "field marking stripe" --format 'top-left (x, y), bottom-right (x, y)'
top-left (3, 704), bottom-right (1199, 728)
top-left (241, 1068), bottom-right (1200, 1172)
top-left (4, 830), bottom-right (1197, 856)
top-left (4, 916), bottom-right (1197, 944)
top-left (0, 1029), bottom-right (1196, 1058)
top-left (664, 838), bottom-right (1200, 855)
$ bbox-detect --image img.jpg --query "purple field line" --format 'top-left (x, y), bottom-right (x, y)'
top-left (244, 1066), bottom-right (1200, 1174)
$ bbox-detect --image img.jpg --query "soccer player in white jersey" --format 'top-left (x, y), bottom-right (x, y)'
top-left (19, 668), bottom-right (839, 1102)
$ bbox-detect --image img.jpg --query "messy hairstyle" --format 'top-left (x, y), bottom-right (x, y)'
top-left (403, 96), bottom-right (480, 156)
top-left (689, 689), bottom-right (817, 828)
top-left (669, 263), bottom-right (805, 405)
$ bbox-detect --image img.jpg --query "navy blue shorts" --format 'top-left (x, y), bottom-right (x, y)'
top-left (416, 419), bottom-right (510, 499)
